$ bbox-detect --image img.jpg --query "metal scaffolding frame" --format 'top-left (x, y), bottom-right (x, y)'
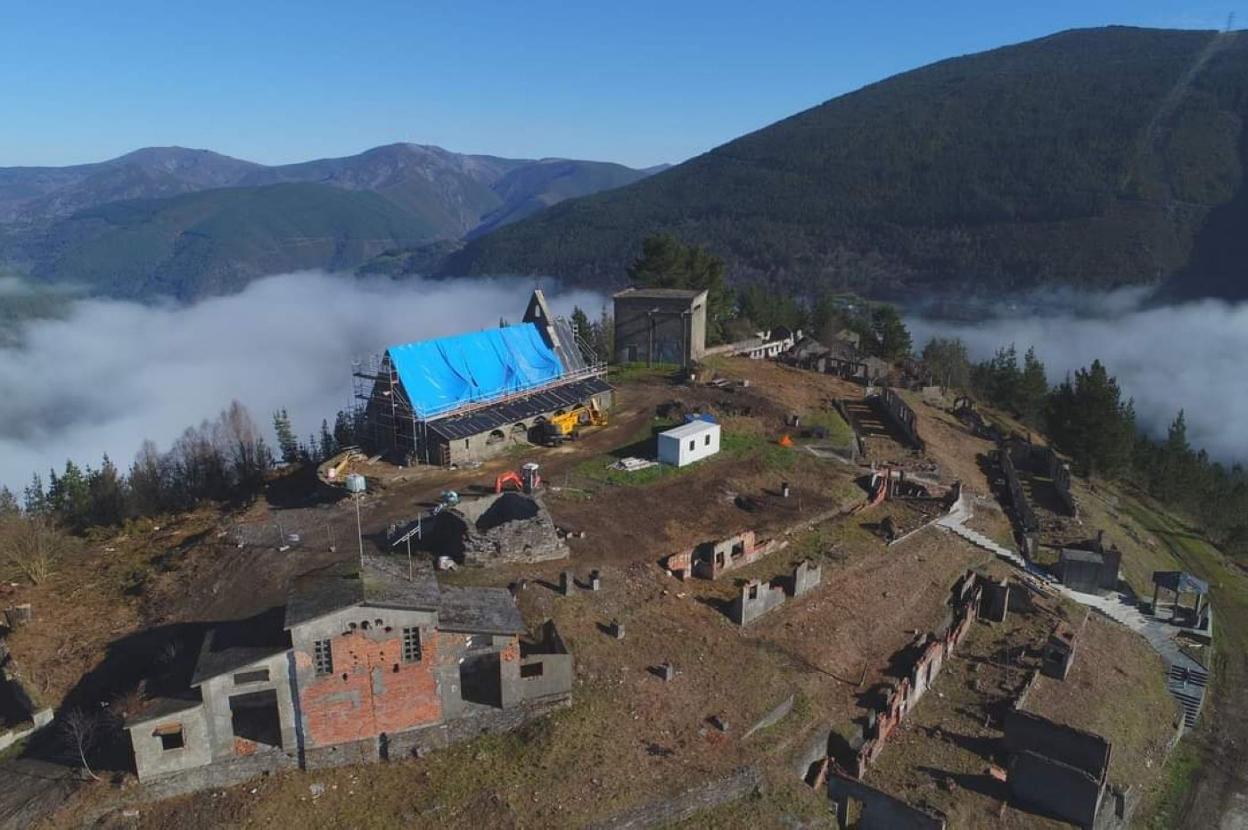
top-left (352, 319), bottom-right (606, 466)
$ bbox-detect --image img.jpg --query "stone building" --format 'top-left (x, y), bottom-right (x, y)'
top-left (125, 556), bottom-right (572, 782)
top-left (612, 287), bottom-right (708, 367)
top-left (423, 491), bottom-right (569, 566)
top-left (357, 289), bottom-right (611, 466)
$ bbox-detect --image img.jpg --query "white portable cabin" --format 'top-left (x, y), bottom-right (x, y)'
top-left (657, 420), bottom-right (721, 467)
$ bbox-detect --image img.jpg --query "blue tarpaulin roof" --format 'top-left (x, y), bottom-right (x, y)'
top-left (388, 323), bottom-right (564, 418)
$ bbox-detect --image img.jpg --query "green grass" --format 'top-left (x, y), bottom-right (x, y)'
top-left (607, 362), bottom-right (680, 384)
top-left (1147, 740), bottom-right (1202, 829)
top-left (797, 409), bottom-right (854, 447)
top-left (0, 737), bottom-right (26, 763)
top-left (571, 426), bottom-right (805, 488)
top-left (1119, 490), bottom-right (1248, 828)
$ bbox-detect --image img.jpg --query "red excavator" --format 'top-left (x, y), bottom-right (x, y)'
top-left (495, 463), bottom-right (541, 494)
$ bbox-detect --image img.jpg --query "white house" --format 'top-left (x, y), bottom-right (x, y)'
top-left (658, 420), bottom-right (721, 467)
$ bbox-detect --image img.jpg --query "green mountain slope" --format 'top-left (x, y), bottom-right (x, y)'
top-left (1, 143), bottom-right (657, 298)
top-left (441, 27), bottom-right (1248, 299)
top-left (34, 183), bottom-right (437, 299)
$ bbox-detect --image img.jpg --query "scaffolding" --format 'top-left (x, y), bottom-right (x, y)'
top-left (352, 317), bottom-right (607, 466)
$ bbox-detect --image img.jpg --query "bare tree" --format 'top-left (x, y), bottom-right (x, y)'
top-left (60, 708), bottom-right (101, 781)
top-left (0, 514), bottom-right (70, 585)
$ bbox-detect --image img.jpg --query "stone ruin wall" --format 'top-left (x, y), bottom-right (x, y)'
top-left (851, 572), bottom-right (983, 776)
top-left (878, 388), bottom-right (924, 450)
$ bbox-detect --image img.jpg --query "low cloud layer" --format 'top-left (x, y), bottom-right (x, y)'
top-left (907, 291), bottom-right (1248, 461)
top-left (0, 272), bottom-right (605, 492)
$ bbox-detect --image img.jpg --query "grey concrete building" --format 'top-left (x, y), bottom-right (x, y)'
top-left (1058, 548), bottom-right (1121, 594)
top-left (125, 556), bottom-right (572, 783)
top-left (612, 287), bottom-right (708, 367)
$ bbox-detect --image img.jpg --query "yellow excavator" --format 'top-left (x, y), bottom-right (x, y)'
top-left (537, 401), bottom-right (608, 446)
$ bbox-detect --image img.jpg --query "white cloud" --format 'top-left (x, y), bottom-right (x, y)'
top-left (907, 291), bottom-right (1248, 461)
top-left (0, 272), bottom-right (606, 492)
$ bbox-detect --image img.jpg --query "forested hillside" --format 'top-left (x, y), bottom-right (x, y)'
top-left (441, 27), bottom-right (1248, 300)
top-left (0, 144), bottom-right (653, 300)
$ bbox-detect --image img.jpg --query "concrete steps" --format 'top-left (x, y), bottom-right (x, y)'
top-left (936, 514), bottom-right (1026, 567)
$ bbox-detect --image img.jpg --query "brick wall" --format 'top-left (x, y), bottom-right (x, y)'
top-left (298, 628), bottom-right (441, 748)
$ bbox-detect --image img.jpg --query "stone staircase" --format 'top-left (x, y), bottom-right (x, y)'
top-left (1166, 664), bottom-right (1209, 728)
top-left (935, 497), bottom-right (1026, 567)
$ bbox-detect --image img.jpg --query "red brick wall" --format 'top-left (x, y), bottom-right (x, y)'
top-left (299, 628), bottom-right (441, 747)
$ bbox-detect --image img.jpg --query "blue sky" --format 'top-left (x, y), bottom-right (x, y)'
top-left (1, 1), bottom-right (1243, 168)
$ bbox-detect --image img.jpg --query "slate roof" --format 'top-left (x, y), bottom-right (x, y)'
top-left (1060, 548), bottom-right (1105, 564)
top-left (1153, 570), bottom-right (1209, 595)
top-left (613, 287), bottom-right (706, 301)
top-left (437, 586), bottom-right (526, 635)
top-left (426, 376), bottom-right (612, 441)
top-left (192, 607), bottom-right (290, 686)
top-left (284, 558), bottom-right (441, 629)
top-left (283, 560), bottom-right (526, 636)
top-left (125, 696), bottom-right (204, 728)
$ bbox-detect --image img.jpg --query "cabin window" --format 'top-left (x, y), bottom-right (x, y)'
top-left (313, 639), bottom-right (333, 676)
top-left (402, 627), bottom-right (422, 663)
top-left (234, 669), bottom-right (269, 685)
top-left (154, 724), bottom-right (184, 751)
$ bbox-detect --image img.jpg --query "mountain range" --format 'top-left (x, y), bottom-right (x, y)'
top-left (0, 144), bottom-right (654, 299)
top-left (438, 26), bottom-right (1248, 301)
top-left (5, 26), bottom-right (1247, 303)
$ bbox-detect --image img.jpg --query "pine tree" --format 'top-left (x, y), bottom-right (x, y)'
top-left (627, 234), bottom-right (732, 345)
top-left (333, 410), bottom-right (356, 449)
top-left (86, 455), bottom-right (128, 528)
top-left (23, 473), bottom-right (47, 515)
top-left (594, 306), bottom-right (614, 362)
top-left (868, 304), bottom-right (912, 360)
top-left (0, 486), bottom-right (19, 518)
top-left (1047, 360), bottom-right (1134, 477)
top-left (319, 419), bottom-right (336, 461)
top-left (272, 408), bottom-right (299, 464)
top-left (1017, 347), bottom-right (1049, 425)
top-left (48, 460), bottom-right (91, 532)
top-left (570, 306), bottom-right (592, 340)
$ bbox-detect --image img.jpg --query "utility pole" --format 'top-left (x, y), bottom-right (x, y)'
top-left (354, 493), bottom-right (364, 570)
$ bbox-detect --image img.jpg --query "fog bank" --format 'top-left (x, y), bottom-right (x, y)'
top-left (907, 292), bottom-right (1248, 461)
top-left (0, 273), bottom-right (605, 492)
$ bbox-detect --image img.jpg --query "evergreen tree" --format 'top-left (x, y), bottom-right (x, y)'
top-left (737, 285), bottom-right (804, 332)
top-left (333, 410), bottom-right (356, 449)
top-left (975, 344), bottom-right (1020, 409)
top-left (272, 408), bottom-right (299, 464)
top-left (867, 304), bottom-right (912, 360)
top-left (86, 455), bottom-right (127, 528)
top-left (1016, 347), bottom-right (1049, 425)
top-left (23, 473), bottom-right (47, 516)
top-left (1045, 360), bottom-right (1134, 477)
top-left (319, 419), bottom-right (336, 461)
top-left (594, 306), bottom-right (614, 363)
top-left (570, 306), bottom-right (592, 340)
top-left (47, 460), bottom-right (91, 532)
top-left (0, 486), bottom-right (19, 518)
top-left (921, 337), bottom-right (971, 391)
